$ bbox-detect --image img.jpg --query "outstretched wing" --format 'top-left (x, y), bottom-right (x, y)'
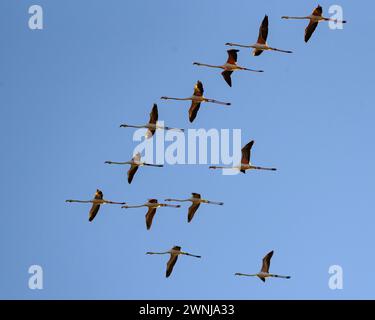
top-left (147, 104), bottom-right (158, 137)
top-left (127, 164), bottom-right (139, 184)
top-left (166, 253), bottom-right (179, 278)
top-left (304, 20), bottom-right (319, 42)
top-left (189, 101), bottom-right (201, 123)
top-left (257, 15), bottom-right (268, 44)
top-left (253, 49), bottom-right (264, 56)
top-left (188, 203), bottom-right (201, 223)
top-left (221, 71), bottom-right (233, 87)
top-left (88, 191), bottom-right (103, 222)
top-left (148, 104), bottom-right (158, 124)
top-left (226, 49), bottom-right (239, 64)
top-left (305, 5), bottom-right (322, 43)
top-left (88, 203), bottom-right (100, 222)
top-left (241, 140), bottom-right (254, 165)
top-left (145, 207), bottom-right (157, 230)
top-left (261, 250), bottom-right (274, 273)
top-left (193, 81), bottom-right (204, 96)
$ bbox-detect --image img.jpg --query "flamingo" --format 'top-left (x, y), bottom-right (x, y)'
top-left (121, 199), bottom-right (180, 230)
top-left (235, 250), bottom-right (291, 282)
top-left (282, 5), bottom-right (347, 43)
top-left (209, 140), bottom-right (277, 173)
top-left (120, 104), bottom-right (183, 138)
top-left (226, 15), bottom-right (293, 56)
top-left (165, 193), bottom-right (223, 223)
top-left (146, 246), bottom-right (201, 278)
top-left (193, 49), bottom-right (264, 87)
top-left (161, 81), bottom-right (231, 123)
top-left (105, 152), bottom-right (163, 184)
top-left (65, 189), bottom-right (126, 222)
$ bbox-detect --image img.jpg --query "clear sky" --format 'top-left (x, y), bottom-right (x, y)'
top-left (1, 0), bottom-right (374, 299)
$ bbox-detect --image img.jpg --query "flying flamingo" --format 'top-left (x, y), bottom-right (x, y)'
top-left (235, 250), bottom-right (291, 282)
top-left (146, 246), bottom-right (201, 278)
top-left (105, 152), bottom-right (163, 184)
top-left (209, 140), bottom-right (277, 173)
top-left (120, 104), bottom-right (183, 138)
top-left (226, 15), bottom-right (293, 56)
top-left (193, 49), bottom-right (264, 87)
top-left (161, 81), bottom-right (231, 122)
top-left (282, 5), bottom-right (347, 43)
top-left (121, 199), bottom-right (180, 230)
top-left (65, 189), bottom-right (126, 222)
top-left (165, 193), bottom-right (224, 223)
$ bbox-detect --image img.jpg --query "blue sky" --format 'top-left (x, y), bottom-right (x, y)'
top-left (1, 0), bottom-right (374, 299)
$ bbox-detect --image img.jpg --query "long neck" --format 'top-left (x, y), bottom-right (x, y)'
top-left (270, 47), bottom-right (293, 54)
top-left (181, 252), bottom-right (201, 258)
top-left (205, 98), bottom-right (230, 106)
top-left (271, 274), bottom-right (291, 279)
top-left (165, 198), bottom-right (191, 202)
top-left (240, 67), bottom-right (264, 73)
top-left (235, 273), bottom-right (257, 277)
top-left (252, 166), bottom-right (277, 171)
top-left (143, 163), bottom-right (163, 167)
top-left (163, 127), bottom-right (184, 132)
top-left (104, 200), bottom-right (126, 205)
top-left (160, 204), bottom-right (180, 208)
top-left (323, 18), bottom-right (346, 23)
top-left (205, 200), bottom-right (223, 205)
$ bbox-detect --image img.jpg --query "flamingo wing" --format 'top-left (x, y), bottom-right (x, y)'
top-left (312, 5), bottom-right (323, 17)
top-left (145, 207), bottom-right (157, 230)
top-left (261, 250), bottom-right (274, 273)
top-left (226, 49), bottom-right (239, 64)
top-left (148, 104), bottom-right (158, 124)
top-left (241, 140), bottom-right (254, 165)
top-left (189, 101), bottom-right (201, 122)
top-left (221, 71), bottom-right (233, 87)
top-left (166, 253), bottom-right (179, 278)
top-left (88, 203), bottom-right (100, 222)
top-left (305, 20), bottom-right (319, 42)
top-left (88, 191), bottom-right (103, 222)
top-left (127, 164), bottom-right (139, 184)
top-left (193, 81), bottom-right (204, 96)
top-left (257, 15), bottom-right (268, 44)
top-left (188, 203), bottom-right (201, 223)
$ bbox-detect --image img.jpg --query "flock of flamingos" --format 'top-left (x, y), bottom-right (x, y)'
top-left (66, 5), bottom-right (346, 282)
